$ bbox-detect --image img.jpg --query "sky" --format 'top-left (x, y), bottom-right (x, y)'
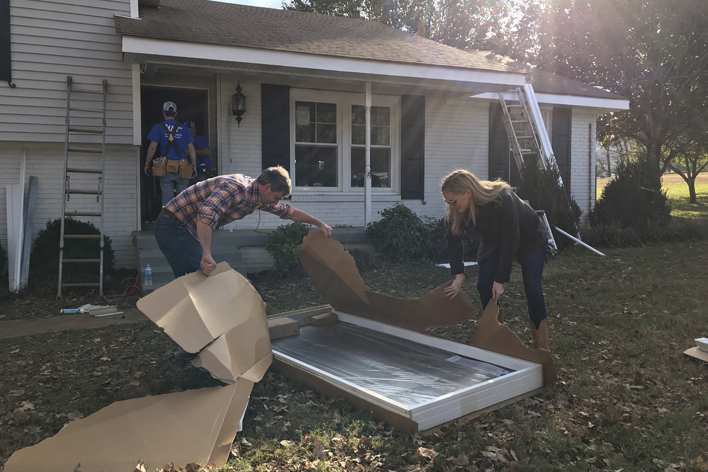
top-left (217, 0), bottom-right (284, 10)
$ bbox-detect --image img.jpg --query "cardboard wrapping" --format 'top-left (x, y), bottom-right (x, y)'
top-left (295, 231), bottom-right (478, 330)
top-left (472, 301), bottom-right (557, 385)
top-left (684, 346), bottom-right (708, 363)
top-left (4, 262), bottom-right (272, 472)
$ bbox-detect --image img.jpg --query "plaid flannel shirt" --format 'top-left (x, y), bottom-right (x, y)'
top-left (164, 174), bottom-right (294, 240)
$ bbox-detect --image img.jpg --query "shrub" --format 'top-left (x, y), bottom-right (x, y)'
top-left (265, 222), bottom-right (311, 277)
top-left (516, 158), bottom-right (582, 251)
top-left (590, 159), bottom-right (671, 228)
top-left (426, 217), bottom-right (480, 264)
top-left (366, 204), bottom-right (431, 262)
top-left (29, 218), bottom-right (115, 284)
top-left (347, 248), bottom-right (379, 272)
top-left (582, 218), bottom-right (708, 248)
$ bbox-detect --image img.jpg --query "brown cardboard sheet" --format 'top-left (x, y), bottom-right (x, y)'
top-left (296, 231), bottom-right (478, 330)
top-left (472, 301), bottom-right (557, 385)
top-left (5, 262), bottom-right (271, 471)
top-left (684, 347), bottom-right (708, 363)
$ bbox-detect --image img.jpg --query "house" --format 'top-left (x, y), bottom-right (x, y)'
top-left (0, 0), bottom-right (629, 280)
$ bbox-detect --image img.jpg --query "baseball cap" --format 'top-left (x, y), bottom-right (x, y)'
top-left (184, 121), bottom-right (196, 129)
top-left (163, 101), bottom-right (177, 112)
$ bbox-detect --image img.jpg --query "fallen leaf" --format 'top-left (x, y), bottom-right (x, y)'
top-left (133, 462), bottom-right (147, 472)
top-left (280, 440), bottom-right (297, 448)
top-left (418, 447), bottom-right (438, 460)
top-left (240, 438), bottom-right (252, 447)
top-left (20, 401), bottom-right (35, 411)
top-left (452, 454), bottom-right (469, 466)
top-left (9, 389), bottom-right (24, 396)
top-left (11, 408), bottom-right (29, 424)
top-left (185, 463), bottom-right (199, 472)
top-left (67, 411), bottom-right (84, 420)
top-left (10, 348), bottom-right (19, 354)
top-left (100, 357), bottom-right (111, 362)
top-left (282, 421), bottom-right (291, 432)
top-left (74, 463), bottom-right (83, 472)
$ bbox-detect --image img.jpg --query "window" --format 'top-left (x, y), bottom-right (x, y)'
top-left (290, 90), bottom-right (399, 194)
top-left (294, 101), bottom-right (338, 188)
top-left (351, 105), bottom-right (391, 188)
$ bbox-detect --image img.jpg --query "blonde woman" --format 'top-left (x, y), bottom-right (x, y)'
top-left (441, 170), bottom-right (550, 351)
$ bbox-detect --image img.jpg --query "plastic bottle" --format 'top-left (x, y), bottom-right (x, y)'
top-left (144, 263), bottom-right (152, 286)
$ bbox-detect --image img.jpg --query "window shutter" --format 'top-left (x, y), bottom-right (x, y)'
top-left (0, 0), bottom-right (11, 86)
top-left (261, 84), bottom-right (290, 172)
top-left (400, 95), bottom-right (425, 200)
top-left (552, 107), bottom-right (572, 190)
top-left (488, 103), bottom-right (510, 182)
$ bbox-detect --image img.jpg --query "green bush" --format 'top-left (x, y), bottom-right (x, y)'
top-left (582, 218), bottom-right (708, 247)
top-left (265, 222), bottom-right (311, 277)
top-left (516, 157), bottom-right (582, 251)
top-left (426, 217), bottom-right (480, 263)
top-left (590, 159), bottom-right (671, 228)
top-left (29, 218), bottom-right (115, 284)
top-left (366, 204), bottom-right (431, 262)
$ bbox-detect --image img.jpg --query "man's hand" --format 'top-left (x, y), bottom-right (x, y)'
top-left (444, 274), bottom-right (465, 299)
top-left (318, 222), bottom-right (333, 239)
top-left (143, 164), bottom-right (151, 176)
top-left (200, 252), bottom-right (217, 276)
top-left (492, 281), bottom-right (505, 300)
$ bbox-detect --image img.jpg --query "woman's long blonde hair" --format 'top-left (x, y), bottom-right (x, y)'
top-left (441, 170), bottom-right (510, 235)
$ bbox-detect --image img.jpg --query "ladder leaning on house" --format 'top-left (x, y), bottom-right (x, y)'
top-left (498, 83), bottom-right (563, 187)
top-left (57, 76), bottom-right (108, 298)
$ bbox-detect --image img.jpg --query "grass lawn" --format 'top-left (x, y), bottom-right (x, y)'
top-left (597, 173), bottom-right (708, 219)
top-left (1, 242), bottom-right (708, 471)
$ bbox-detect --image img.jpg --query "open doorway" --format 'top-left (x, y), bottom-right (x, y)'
top-left (140, 86), bottom-right (209, 225)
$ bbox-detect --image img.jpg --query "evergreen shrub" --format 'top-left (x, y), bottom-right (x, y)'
top-left (516, 158), bottom-right (582, 251)
top-left (265, 222), bottom-right (311, 277)
top-left (366, 204), bottom-right (431, 262)
top-left (29, 218), bottom-right (115, 284)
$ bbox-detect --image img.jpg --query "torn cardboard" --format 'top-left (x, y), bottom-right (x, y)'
top-left (295, 231), bottom-right (478, 330)
top-left (472, 301), bottom-right (557, 385)
top-left (4, 262), bottom-right (271, 472)
top-left (684, 347), bottom-right (708, 363)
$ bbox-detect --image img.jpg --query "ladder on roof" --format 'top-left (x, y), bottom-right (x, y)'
top-left (498, 83), bottom-right (563, 187)
top-left (57, 75), bottom-right (108, 298)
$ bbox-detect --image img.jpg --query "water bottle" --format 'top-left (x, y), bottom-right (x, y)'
top-left (144, 263), bottom-right (152, 286)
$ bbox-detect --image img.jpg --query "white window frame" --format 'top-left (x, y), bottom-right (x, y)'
top-left (290, 89), bottom-right (400, 195)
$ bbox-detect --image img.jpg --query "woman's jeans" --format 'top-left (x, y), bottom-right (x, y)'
top-left (155, 212), bottom-right (202, 278)
top-left (477, 244), bottom-right (548, 328)
top-left (160, 171), bottom-right (189, 207)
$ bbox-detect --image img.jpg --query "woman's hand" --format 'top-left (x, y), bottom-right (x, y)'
top-left (492, 281), bottom-right (505, 300)
top-left (444, 274), bottom-right (465, 299)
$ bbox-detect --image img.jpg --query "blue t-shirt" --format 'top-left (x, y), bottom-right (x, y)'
top-left (147, 119), bottom-right (195, 160)
top-left (195, 135), bottom-right (211, 175)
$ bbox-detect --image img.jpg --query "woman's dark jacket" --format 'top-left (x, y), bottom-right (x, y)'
top-left (446, 188), bottom-right (546, 284)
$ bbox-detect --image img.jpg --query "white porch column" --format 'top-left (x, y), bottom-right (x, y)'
top-left (364, 82), bottom-right (372, 225)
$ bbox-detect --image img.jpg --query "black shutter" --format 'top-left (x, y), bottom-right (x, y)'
top-left (552, 107), bottom-right (572, 190)
top-left (0, 0), bottom-right (12, 87)
top-left (261, 84), bottom-right (290, 172)
top-left (400, 95), bottom-right (425, 200)
top-left (488, 103), bottom-right (510, 182)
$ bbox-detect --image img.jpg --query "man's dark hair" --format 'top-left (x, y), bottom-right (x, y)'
top-left (257, 166), bottom-right (292, 196)
top-left (164, 111), bottom-right (177, 118)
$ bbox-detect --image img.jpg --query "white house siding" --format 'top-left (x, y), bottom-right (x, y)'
top-left (0, 144), bottom-right (138, 268)
top-left (217, 75), bottom-right (490, 231)
top-left (569, 109), bottom-right (597, 224)
top-left (2, 0), bottom-right (133, 144)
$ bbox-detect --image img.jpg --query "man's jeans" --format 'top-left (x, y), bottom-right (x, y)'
top-left (155, 212), bottom-right (202, 278)
top-left (476, 244), bottom-right (548, 328)
top-left (160, 171), bottom-right (189, 206)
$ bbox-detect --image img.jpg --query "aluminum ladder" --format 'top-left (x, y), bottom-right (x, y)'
top-left (498, 83), bottom-right (563, 186)
top-left (57, 76), bottom-right (108, 298)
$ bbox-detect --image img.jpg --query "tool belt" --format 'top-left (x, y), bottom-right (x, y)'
top-left (152, 157), bottom-right (166, 177)
top-left (178, 159), bottom-right (196, 179)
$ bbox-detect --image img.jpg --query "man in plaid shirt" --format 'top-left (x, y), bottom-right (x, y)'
top-left (156, 166), bottom-right (332, 277)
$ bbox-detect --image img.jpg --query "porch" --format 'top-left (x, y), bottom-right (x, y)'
top-left (133, 226), bottom-right (368, 293)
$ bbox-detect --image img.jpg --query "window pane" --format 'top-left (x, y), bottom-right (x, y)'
top-left (352, 124), bottom-right (365, 145)
top-left (295, 102), bottom-right (314, 125)
top-left (296, 146), bottom-right (338, 187)
top-left (351, 147), bottom-right (391, 188)
top-left (371, 106), bottom-right (390, 126)
top-left (296, 124), bottom-right (315, 143)
top-left (316, 103), bottom-right (337, 124)
top-left (351, 105), bottom-right (365, 125)
top-left (317, 124), bottom-right (337, 144)
top-left (371, 126), bottom-right (390, 146)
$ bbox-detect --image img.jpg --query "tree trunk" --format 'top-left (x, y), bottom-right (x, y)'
top-left (688, 179), bottom-right (697, 203)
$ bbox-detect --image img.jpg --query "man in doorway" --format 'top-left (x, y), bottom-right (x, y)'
top-left (185, 121), bottom-right (212, 184)
top-left (144, 101), bottom-right (197, 206)
top-left (156, 166), bottom-right (333, 277)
